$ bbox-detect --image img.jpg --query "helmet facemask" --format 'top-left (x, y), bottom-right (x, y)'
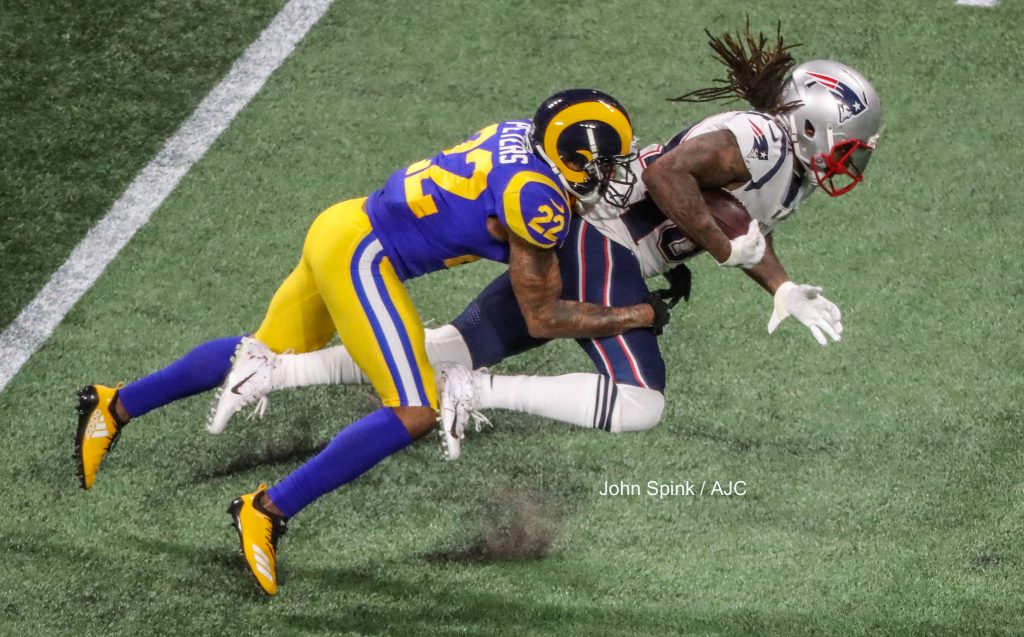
top-left (550, 123), bottom-right (637, 207)
top-left (575, 150), bottom-right (638, 207)
top-left (810, 133), bottom-right (875, 197)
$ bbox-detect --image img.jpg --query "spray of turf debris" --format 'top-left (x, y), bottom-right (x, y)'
top-left (428, 488), bottom-right (564, 562)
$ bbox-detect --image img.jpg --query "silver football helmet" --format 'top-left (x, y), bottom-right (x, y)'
top-left (781, 60), bottom-right (883, 196)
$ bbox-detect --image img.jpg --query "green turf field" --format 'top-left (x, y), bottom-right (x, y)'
top-left (2, 1), bottom-right (1022, 635)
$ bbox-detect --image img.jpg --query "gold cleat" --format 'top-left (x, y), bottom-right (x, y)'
top-left (228, 484), bottom-right (288, 596)
top-left (74, 384), bottom-right (125, 490)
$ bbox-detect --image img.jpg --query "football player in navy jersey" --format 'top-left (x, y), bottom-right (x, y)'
top-left (74, 89), bottom-right (669, 595)
top-left (219, 24), bottom-right (882, 456)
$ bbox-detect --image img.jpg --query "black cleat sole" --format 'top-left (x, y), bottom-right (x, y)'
top-left (74, 386), bottom-right (100, 490)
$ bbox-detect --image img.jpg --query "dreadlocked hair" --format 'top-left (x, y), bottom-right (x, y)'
top-left (670, 19), bottom-right (801, 115)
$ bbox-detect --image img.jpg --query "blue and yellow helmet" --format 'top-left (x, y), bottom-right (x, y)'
top-left (530, 88), bottom-right (637, 207)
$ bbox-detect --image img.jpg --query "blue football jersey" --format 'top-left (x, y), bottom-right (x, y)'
top-left (366, 120), bottom-right (572, 280)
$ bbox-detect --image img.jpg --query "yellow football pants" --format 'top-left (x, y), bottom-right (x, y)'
top-left (254, 197), bottom-right (436, 409)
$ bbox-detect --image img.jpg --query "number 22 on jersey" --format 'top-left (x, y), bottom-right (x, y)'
top-left (403, 124), bottom-right (498, 218)
top-left (529, 200), bottom-right (566, 244)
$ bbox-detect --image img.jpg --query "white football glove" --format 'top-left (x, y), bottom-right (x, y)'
top-left (767, 281), bottom-right (843, 346)
top-left (718, 220), bottom-right (766, 269)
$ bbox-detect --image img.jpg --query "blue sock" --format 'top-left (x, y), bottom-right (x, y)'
top-left (118, 336), bottom-right (243, 418)
top-left (267, 408), bottom-right (413, 518)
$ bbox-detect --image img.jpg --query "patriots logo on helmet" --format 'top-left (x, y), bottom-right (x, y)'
top-left (747, 120), bottom-right (768, 161)
top-left (804, 72), bottom-right (868, 123)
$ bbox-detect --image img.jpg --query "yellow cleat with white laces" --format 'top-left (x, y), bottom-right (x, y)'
top-left (75, 384), bottom-right (126, 490)
top-left (228, 484), bottom-right (288, 596)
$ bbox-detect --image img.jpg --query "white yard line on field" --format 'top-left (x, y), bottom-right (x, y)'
top-left (0, 0), bottom-right (335, 394)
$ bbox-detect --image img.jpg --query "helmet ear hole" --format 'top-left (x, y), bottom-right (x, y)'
top-left (563, 152), bottom-right (589, 171)
top-left (804, 120), bottom-right (815, 137)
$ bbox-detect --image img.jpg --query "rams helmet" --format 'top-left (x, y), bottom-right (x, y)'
top-left (530, 89), bottom-right (637, 206)
top-left (781, 60), bottom-right (883, 196)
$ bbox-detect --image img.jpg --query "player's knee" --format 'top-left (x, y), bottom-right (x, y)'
top-left (392, 405), bottom-right (436, 439)
top-left (610, 385), bottom-right (665, 433)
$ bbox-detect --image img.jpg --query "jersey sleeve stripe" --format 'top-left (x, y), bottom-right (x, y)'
top-left (502, 171), bottom-right (570, 248)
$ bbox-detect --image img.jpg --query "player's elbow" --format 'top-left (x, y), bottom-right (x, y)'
top-left (642, 153), bottom-right (689, 190)
top-left (641, 160), bottom-right (669, 193)
top-left (524, 314), bottom-right (559, 339)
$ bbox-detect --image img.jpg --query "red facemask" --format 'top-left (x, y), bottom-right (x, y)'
top-left (811, 138), bottom-right (873, 197)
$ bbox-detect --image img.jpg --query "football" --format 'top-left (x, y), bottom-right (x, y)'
top-left (702, 188), bottom-right (752, 239)
top-left (653, 189), bottom-right (754, 263)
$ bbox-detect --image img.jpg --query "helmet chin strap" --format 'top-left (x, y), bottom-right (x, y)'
top-left (574, 188), bottom-right (601, 205)
top-left (533, 143), bottom-right (590, 200)
top-left (785, 112), bottom-right (810, 167)
top-left (867, 125), bottom-right (883, 149)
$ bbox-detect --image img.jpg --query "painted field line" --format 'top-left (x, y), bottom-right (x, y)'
top-left (0, 0), bottom-right (335, 394)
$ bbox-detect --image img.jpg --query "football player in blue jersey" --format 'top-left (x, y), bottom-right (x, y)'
top-left (74, 89), bottom-right (671, 595)
top-left (207, 24), bottom-right (880, 457)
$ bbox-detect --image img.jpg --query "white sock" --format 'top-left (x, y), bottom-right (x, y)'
top-left (273, 346), bottom-right (368, 389)
top-left (424, 324), bottom-right (474, 369)
top-left (475, 372), bottom-right (664, 432)
top-left (272, 324), bottom-right (474, 390)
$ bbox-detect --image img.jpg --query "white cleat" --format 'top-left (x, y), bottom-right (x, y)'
top-left (207, 336), bottom-right (279, 434)
top-left (435, 363), bottom-right (491, 461)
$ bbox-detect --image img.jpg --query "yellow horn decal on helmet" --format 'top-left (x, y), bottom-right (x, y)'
top-left (542, 102), bottom-right (632, 184)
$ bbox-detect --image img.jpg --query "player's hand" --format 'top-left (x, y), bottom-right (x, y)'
top-left (767, 281), bottom-right (843, 346)
top-left (645, 292), bottom-right (671, 336)
top-left (653, 264), bottom-right (692, 308)
top-left (718, 220), bottom-right (766, 269)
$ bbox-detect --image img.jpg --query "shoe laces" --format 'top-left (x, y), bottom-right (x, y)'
top-left (107, 428), bottom-right (124, 454)
top-left (247, 395), bottom-right (269, 421)
top-left (265, 514), bottom-right (287, 548)
top-left (467, 409), bottom-right (492, 432)
top-left (254, 490), bottom-right (288, 544)
top-left (467, 368), bottom-right (492, 431)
